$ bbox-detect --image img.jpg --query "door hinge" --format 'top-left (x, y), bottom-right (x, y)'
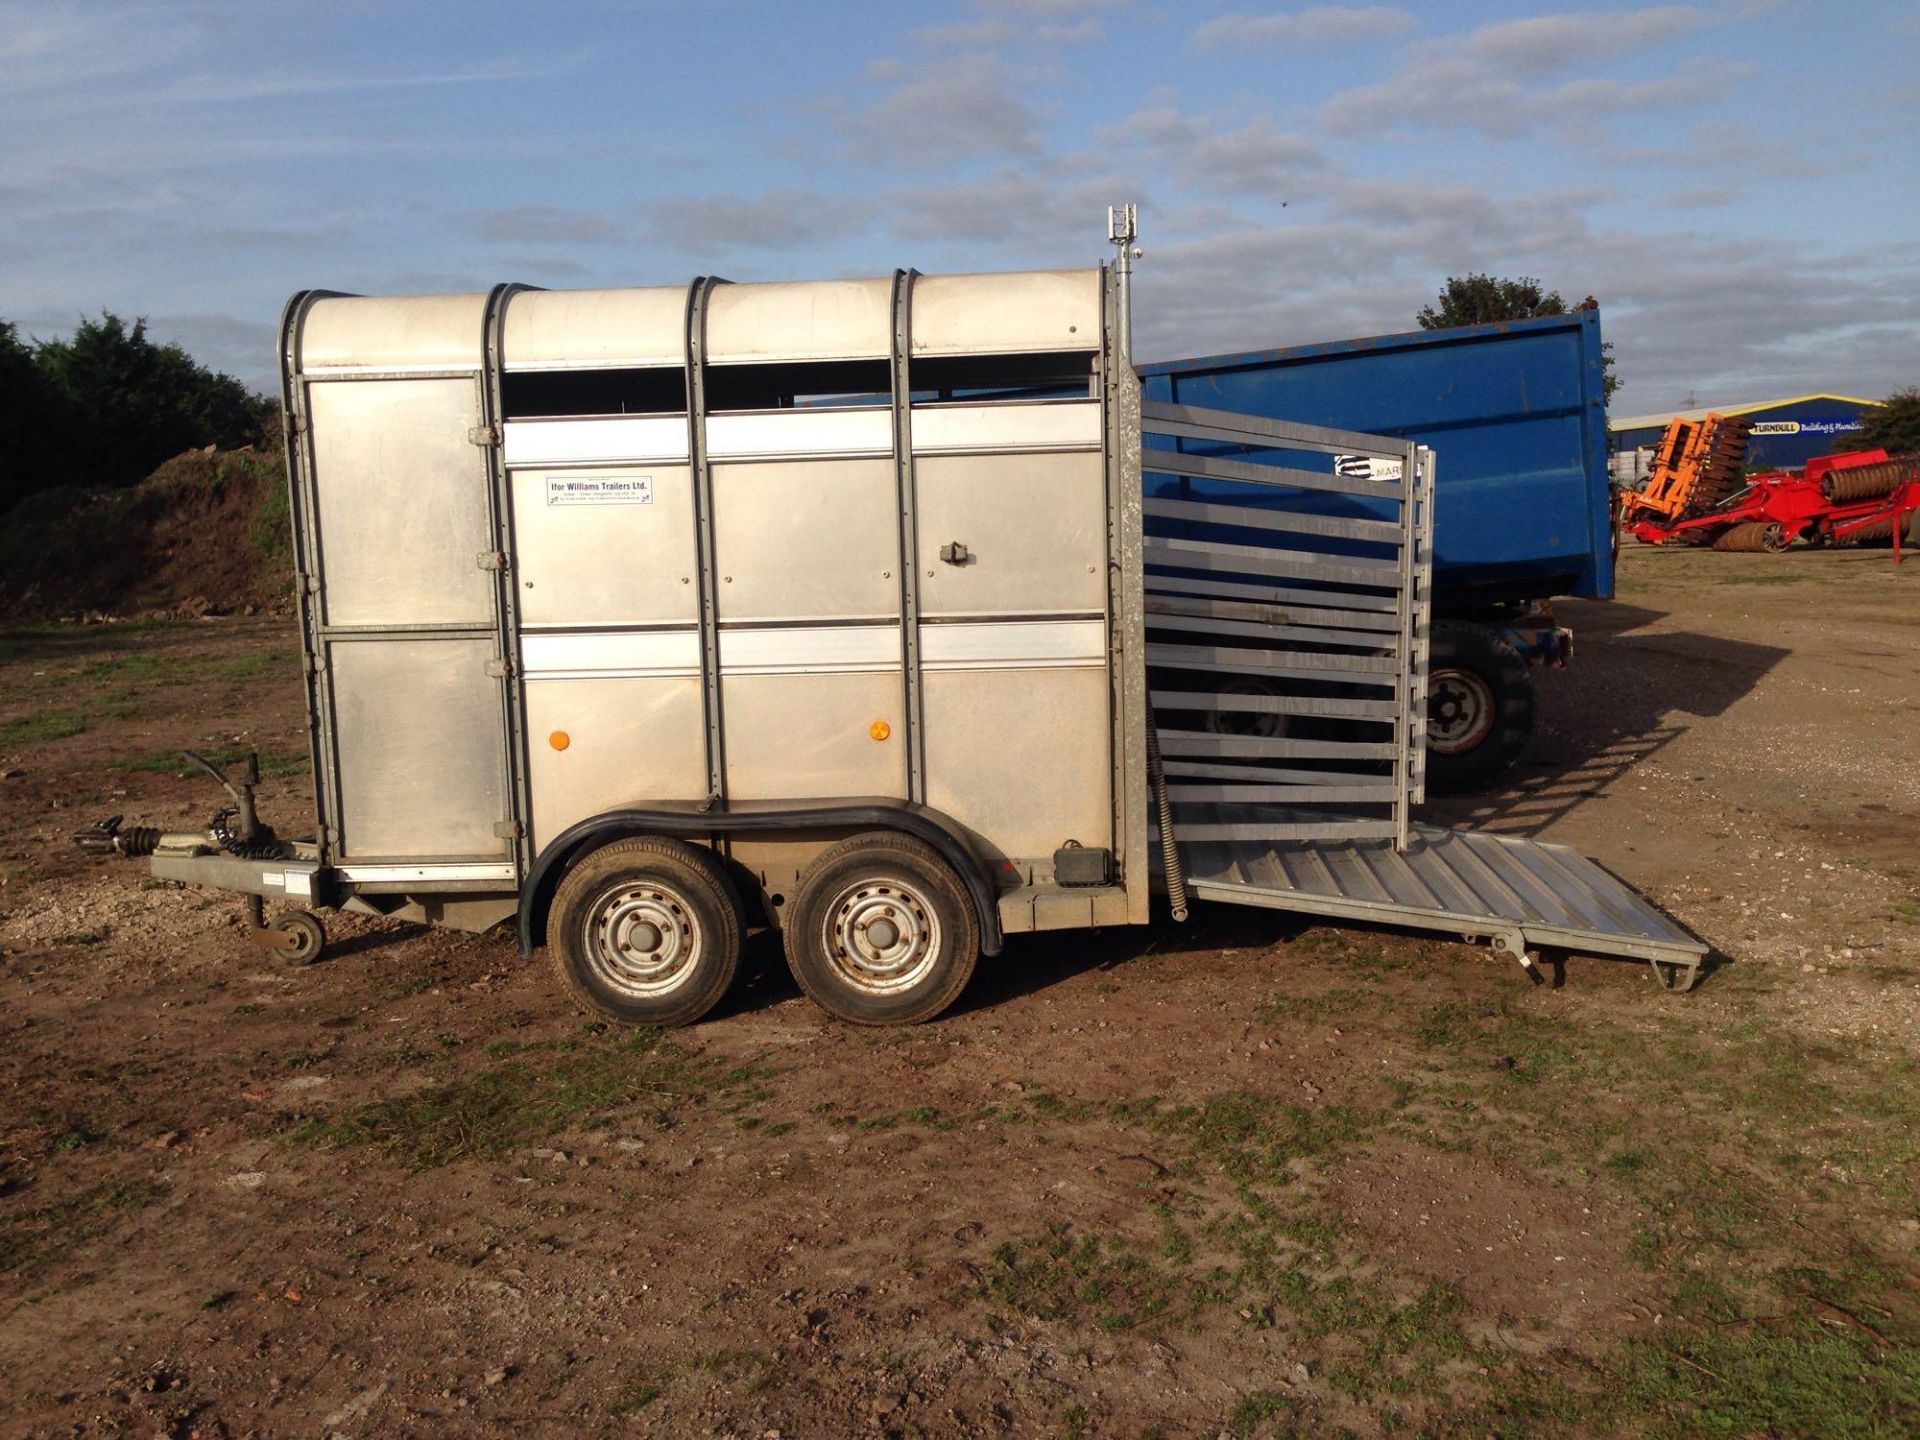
top-left (468, 423), bottom-right (502, 447)
top-left (486, 657), bottom-right (515, 679)
top-left (493, 819), bottom-right (525, 840)
top-left (477, 550), bottom-right (508, 572)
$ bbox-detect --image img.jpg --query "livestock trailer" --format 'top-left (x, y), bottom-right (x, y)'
top-left (1142, 314), bottom-right (1614, 793)
top-left (79, 219), bottom-right (1706, 1021)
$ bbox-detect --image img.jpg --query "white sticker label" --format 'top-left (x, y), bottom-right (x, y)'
top-left (1334, 454), bottom-right (1403, 481)
top-left (545, 474), bottom-right (653, 506)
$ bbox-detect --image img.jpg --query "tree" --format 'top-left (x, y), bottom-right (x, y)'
top-left (1417, 273), bottom-right (1619, 403)
top-left (1418, 273), bottom-right (1569, 329)
top-left (30, 312), bottom-right (270, 495)
top-left (1859, 387), bottom-right (1920, 455)
top-left (0, 321), bottom-right (74, 512)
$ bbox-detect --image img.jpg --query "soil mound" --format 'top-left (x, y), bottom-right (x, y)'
top-left (0, 441), bottom-right (293, 621)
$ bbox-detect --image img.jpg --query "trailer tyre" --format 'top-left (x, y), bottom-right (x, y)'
top-left (550, 836), bottom-right (746, 1028)
top-left (784, 832), bottom-right (979, 1027)
top-left (1424, 621), bottom-right (1535, 796)
top-left (269, 909), bottom-right (326, 966)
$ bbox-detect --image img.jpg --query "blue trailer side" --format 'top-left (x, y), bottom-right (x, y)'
top-left (1140, 310), bottom-right (1613, 602)
top-left (1139, 311), bottom-right (1614, 793)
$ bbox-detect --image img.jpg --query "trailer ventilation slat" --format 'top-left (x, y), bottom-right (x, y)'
top-left (1142, 400), bottom-right (1430, 848)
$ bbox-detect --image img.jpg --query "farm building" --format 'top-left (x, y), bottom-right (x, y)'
top-left (1610, 393), bottom-right (1883, 479)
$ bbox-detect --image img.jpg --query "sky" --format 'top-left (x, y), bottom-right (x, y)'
top-left (2, 0), bottom-right (1916, 414)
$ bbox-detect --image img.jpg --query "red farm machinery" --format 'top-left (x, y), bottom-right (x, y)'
top-left (1621, 413), bottom-right (1920, 560)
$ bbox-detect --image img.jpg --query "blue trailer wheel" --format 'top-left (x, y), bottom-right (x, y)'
top-left (1425, 622), bottom-right (1535, 795)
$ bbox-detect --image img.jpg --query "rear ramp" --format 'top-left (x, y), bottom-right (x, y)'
top-left (1138, 401), bottom-right (1709, 991)
top-left (1175, 820), bottom-right (1707, 989)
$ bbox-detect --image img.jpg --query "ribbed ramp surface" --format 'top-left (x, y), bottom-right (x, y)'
top-left (1176, 820), bottom-right (1708, 985)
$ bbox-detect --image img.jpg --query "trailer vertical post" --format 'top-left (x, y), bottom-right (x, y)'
top-left (888, 268), bottom-right (928, 803)
top-left (684, 277), bottom-right (728, 806)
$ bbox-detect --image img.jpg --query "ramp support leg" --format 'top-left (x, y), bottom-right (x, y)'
top-left (1492, 929), bottom-right (1545, 986)
top-left (1650, 955), bottom-right (1704, 993)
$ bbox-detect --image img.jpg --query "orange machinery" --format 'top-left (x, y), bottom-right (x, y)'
top-left (1619, 412), bottom-right (1754, 529)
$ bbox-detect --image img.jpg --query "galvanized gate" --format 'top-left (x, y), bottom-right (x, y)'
top-left (1137, 398), bottom-right (1707, 988)
top-left (1141, 401), bottom-right (1433, 850)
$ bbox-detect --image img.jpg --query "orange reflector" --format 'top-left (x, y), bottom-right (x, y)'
top-left (869, 719), bottom-right (891, 741)
top-left (549, 730), bottom-right (571, 751)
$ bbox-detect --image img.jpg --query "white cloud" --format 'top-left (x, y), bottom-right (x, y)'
top-left (889, 164), bottom-right (1146, 256)
top-left (975, 0), bottom-right (1128, 16)
top-left (1121, 189), bottom-right (1920, 411)
top-left (912, 17), bottom-right (1018, 49)
top-left (1321, 6), bottom-right (1719, 135)
top-left (1101, 107), bottom-right (1326, 199)
top-left (476, 205), bottom-right (621, 245)
top-left (1192, 7), bottom-right (1419, 51)
top-left (838, 54), bottom-right (1045, 163)
top-left (1456, 6), bottom-right (1706, 73)
top-left (644, 190), bottom-right (876, 257)
top-left (918, 0), bottom-right (1122, 47)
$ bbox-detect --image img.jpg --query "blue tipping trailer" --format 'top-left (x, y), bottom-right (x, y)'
top-left (1139, 310), bottom-right (1614, 793)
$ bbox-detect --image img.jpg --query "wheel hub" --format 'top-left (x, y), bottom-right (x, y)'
top-left (586, 883), bottom-right (700, 998)
top-left (1427, 668), bottom-right (1496, 754)
top-left (825, 881), bottom-right (940, 995)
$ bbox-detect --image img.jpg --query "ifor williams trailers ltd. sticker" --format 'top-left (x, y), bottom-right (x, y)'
top-left (545, 474), bottom-right (653, 505)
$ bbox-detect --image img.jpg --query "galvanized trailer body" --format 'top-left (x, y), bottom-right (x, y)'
top-left (275, 269), bottom-right (1147, 948)
top-left (103, 240), bottom-right (1705, 1016)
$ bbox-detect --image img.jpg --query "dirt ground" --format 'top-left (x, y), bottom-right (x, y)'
top-left (1, 543), bottom-right (1916, 1438)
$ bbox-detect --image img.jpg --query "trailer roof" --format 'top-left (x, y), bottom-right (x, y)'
top-left (292, 269), bottom-right (1101, 375)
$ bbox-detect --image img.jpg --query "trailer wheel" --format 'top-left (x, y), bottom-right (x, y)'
top-left (1201, 677), bottom-right (1290, 740)
top-left (269, 909), bottom-right (326, 965)
top-left (550, 836), bottom-right (745, 1027)
top-left (783, 832), bottom-right (979, 1026)
top-left (1424, 621), bottom-right (1534, 796)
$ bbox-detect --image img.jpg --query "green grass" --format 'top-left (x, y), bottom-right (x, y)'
top-left (966, 965), bottom-right (1920, 1437)
top-left (1378, 982), bottom-right (1920, 1435)
top-left (76, 651), bottom-right (172, 682)
top-left (0, 709), bottom-right (91, 746)
top-left (1228, 1390), bottom-right (1298, 1438)
top-left (1612, 1316), bottom-right (1920, 1439)
top-left (0, 686), bottom-right (143, 748)
top-left (248, 456), bottom-right (294, 567)
top-left (1136, 1091), bottom-right (1372, 1186)
top-left (0, 619), bottom-right (181, 666)
top-left (0, 1177), bottom-right (169, 1280)
top-left (687, 1348), bottom-right (779, 1396)
top-left (117, 743), bottom-right (309, 778)
top-left (979, 1222), bottom-right (1183, 1331)
top-left (607, 1379), bottom-right (661, 1415)
top-left (292, 1026), bottom-right (754, 1170)
top-left (204, 649), bottom-right (296, 681)
top-left (974, 1081), bottom-right (1472, 1408)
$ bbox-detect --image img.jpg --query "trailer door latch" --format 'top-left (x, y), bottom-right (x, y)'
top-left (477, 550), bottom-right (509, 572)
top-left (485, 657), bottom-right (515, 679)
top-left (938, 540), bottom-right (971, 565)
top-left (467, 423), bottom-right (502, 447)
top-left (493, 819), bottom-right (525, 840)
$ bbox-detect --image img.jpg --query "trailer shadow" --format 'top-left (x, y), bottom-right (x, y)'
top-left (950, 906), bottom-right (1313, 1018)
top-left (1421, 597), bottom-right (1790, 839)
top-left (694, 909), bottom-right (1311, 1023)
top-left (320, 926), bottom-right (433, 962)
